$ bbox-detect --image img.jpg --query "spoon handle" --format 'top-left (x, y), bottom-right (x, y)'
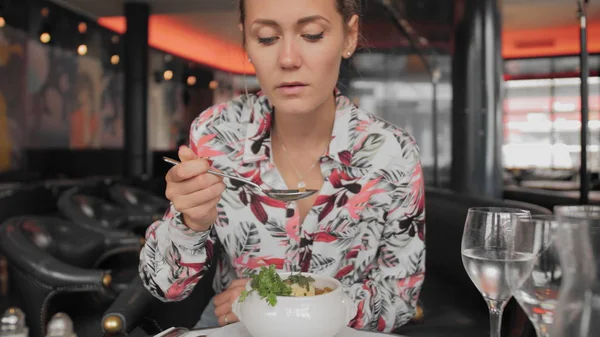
top-left (205, 169), bottom-right (262, 190)
top-left (162, 157), bottom-right (262, 191)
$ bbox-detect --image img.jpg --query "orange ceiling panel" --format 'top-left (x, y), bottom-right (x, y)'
top-left (503, 22), bottom-right (600, 59)
top-left (98, 15), bottom-right (255, 75)
top-left (99, 14), bottom-right (599, 72)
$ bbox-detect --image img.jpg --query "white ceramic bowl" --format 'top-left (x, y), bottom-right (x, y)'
top-left (232, 272), bottom-right (356, 337)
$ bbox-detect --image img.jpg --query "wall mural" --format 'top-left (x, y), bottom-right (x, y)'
top-left (0, 23), bottom-right (201, 173)
top-left (100, 70), bottom-right (124, 148)
top-left (26, 41), bottom-right (76, 149)
top-left (24, 42), bottom-right (125, 150)
top-left (0, 26), bottom-right (26, 171)
top-left (163, 80), bottom-right (186, 150)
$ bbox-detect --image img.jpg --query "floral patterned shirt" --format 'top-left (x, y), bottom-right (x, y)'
top-left (140, 90), bottom-right (426, 332)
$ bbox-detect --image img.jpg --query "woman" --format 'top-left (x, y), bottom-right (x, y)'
top-left (140, 0), bottom-right (426, 332)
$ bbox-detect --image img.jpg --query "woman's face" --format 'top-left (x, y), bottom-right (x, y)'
top-left (243, 0), bottom-right (358, 116)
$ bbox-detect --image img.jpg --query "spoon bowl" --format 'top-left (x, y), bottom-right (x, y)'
top-left (162, 157), bottom-right (318, 202)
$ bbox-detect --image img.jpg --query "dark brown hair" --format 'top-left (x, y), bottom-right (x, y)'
top-left (239, 0), bottom-right (361, 26)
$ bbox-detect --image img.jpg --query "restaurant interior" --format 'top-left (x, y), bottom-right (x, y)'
top-left (0, 0), bottom-right (599, 336)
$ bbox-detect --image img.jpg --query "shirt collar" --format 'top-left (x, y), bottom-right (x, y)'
top-left (242, 89), bottom-right (358, 166)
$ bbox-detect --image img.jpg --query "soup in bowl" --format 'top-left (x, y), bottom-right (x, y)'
top-left (232, 266), bottom-right (356, 337)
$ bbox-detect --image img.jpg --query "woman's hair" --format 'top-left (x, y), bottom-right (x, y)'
top-left (239, 0), bottom-right (361, 26)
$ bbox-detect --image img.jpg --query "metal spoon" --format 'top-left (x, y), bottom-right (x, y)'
top-left (162, 156), bottom-right (318, 202)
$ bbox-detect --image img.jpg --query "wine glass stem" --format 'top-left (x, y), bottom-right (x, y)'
top-left (487, 300), bottom-right (507, 337)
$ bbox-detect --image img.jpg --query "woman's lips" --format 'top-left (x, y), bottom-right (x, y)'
top-left (277, 83), bottom-right (307, 95)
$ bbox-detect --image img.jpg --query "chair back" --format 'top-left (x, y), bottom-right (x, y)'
top-left (109, 184), bottom-right (169, 215)
top-left (0, 216), bottom-right (113, 337)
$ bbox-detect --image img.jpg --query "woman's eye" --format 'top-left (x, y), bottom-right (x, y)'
top-left (303, 32), bottom-right (324, 41)
top-left (258, 37), bottom-right (278, 45)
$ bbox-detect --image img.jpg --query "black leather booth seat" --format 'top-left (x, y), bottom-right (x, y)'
top-left (0, 185), bottom-right (59, 315)
top-left (0, 178), bottom-right (167, 336)
top-left (101, 187), bottom-right (549, 337)
top-left (0, 216), bottom-right (142, 337)
top-left (394, 187), bottom-right (550, 337)
top-left (109, 185), bottom-right (169, 215)
top-left (108, 184), bottom-right (170, 235)
top-left (0, 186), bottom-right (58, 222)
top-left (58, 184), bottom-right (169, 238)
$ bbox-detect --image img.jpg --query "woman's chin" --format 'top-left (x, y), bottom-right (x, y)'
top-left (271, 95), bottom-right (327, 116)
top-left (272, 101), bottom-right (315, 116)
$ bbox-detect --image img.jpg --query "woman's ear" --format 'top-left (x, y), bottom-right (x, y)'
top-left (344, 15), bottom-right (359, 58)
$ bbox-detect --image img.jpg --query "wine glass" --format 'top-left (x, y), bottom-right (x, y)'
top-left (510, 215), bottom-right (561, 337)
top-left (461, 207), bottom-right (536, 337)
top-left (551, 205), bottom-right (600, 337)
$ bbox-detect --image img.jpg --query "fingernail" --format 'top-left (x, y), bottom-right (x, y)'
top-left (207, 159), bottom-right (214, 166)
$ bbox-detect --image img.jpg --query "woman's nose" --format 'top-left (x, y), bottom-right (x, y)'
top-left (278, 40), bottom-right (302, 70)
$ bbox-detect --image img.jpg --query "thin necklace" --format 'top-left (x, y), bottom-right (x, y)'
top-left (273, 129), bottom-right (329, 192)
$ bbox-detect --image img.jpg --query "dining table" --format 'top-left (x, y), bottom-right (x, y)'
top-left (153, 323), bottom-right (405, 337)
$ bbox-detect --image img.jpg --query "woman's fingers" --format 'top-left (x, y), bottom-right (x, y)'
top-left (217, 312), bottom-right (239, 326)
top-left (173, 173), bottom-right (224, 196)
top-left (166, 158), bottom-right (210, 183)
top-left (171, 182), bottom-right (226, 211)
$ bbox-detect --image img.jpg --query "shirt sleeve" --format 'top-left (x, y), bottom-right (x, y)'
top-left (139, 206), bottom-right (216, 301)
top-left (344, 141), bottom-right (426, 332)
top-left (138, 105), bottom-right (225, 302)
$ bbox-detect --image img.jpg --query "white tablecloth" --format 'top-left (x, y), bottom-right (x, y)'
top-left (155, 323), bottom-right (402, 337)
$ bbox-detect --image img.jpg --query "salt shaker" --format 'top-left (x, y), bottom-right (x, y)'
top-left (45, 313), bottom-right (76, 337)
top-left (0, 307), bottom-right (28, 337)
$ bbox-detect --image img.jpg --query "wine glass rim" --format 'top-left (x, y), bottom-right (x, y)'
top-left (467, 207), bottom-right (531, 215)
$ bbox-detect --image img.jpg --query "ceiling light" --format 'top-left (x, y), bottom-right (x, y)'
top-left (163, 70), bottom-right (173, 81)
top-left (110, 55), bottom-right (120, 65)
top-left (187, 76), bottom-right (197, 86)
top-left (78, 22), bottom-right (87, 34)
top-left (40, 32), bottom-right (51, 44)
top-left (77, 44), bottom-right (87, 56)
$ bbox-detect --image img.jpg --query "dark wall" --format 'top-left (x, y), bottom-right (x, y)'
top-left (23, 149), bottom-right (178, 179)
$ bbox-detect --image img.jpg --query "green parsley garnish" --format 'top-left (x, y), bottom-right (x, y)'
top-left (285, 274), bottom-right (315, 291)
top-left (238, 265), bottom-right (293, 306)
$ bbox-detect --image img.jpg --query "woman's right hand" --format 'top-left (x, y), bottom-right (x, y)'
top-left (165, 145), bottom-right (226, 232)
